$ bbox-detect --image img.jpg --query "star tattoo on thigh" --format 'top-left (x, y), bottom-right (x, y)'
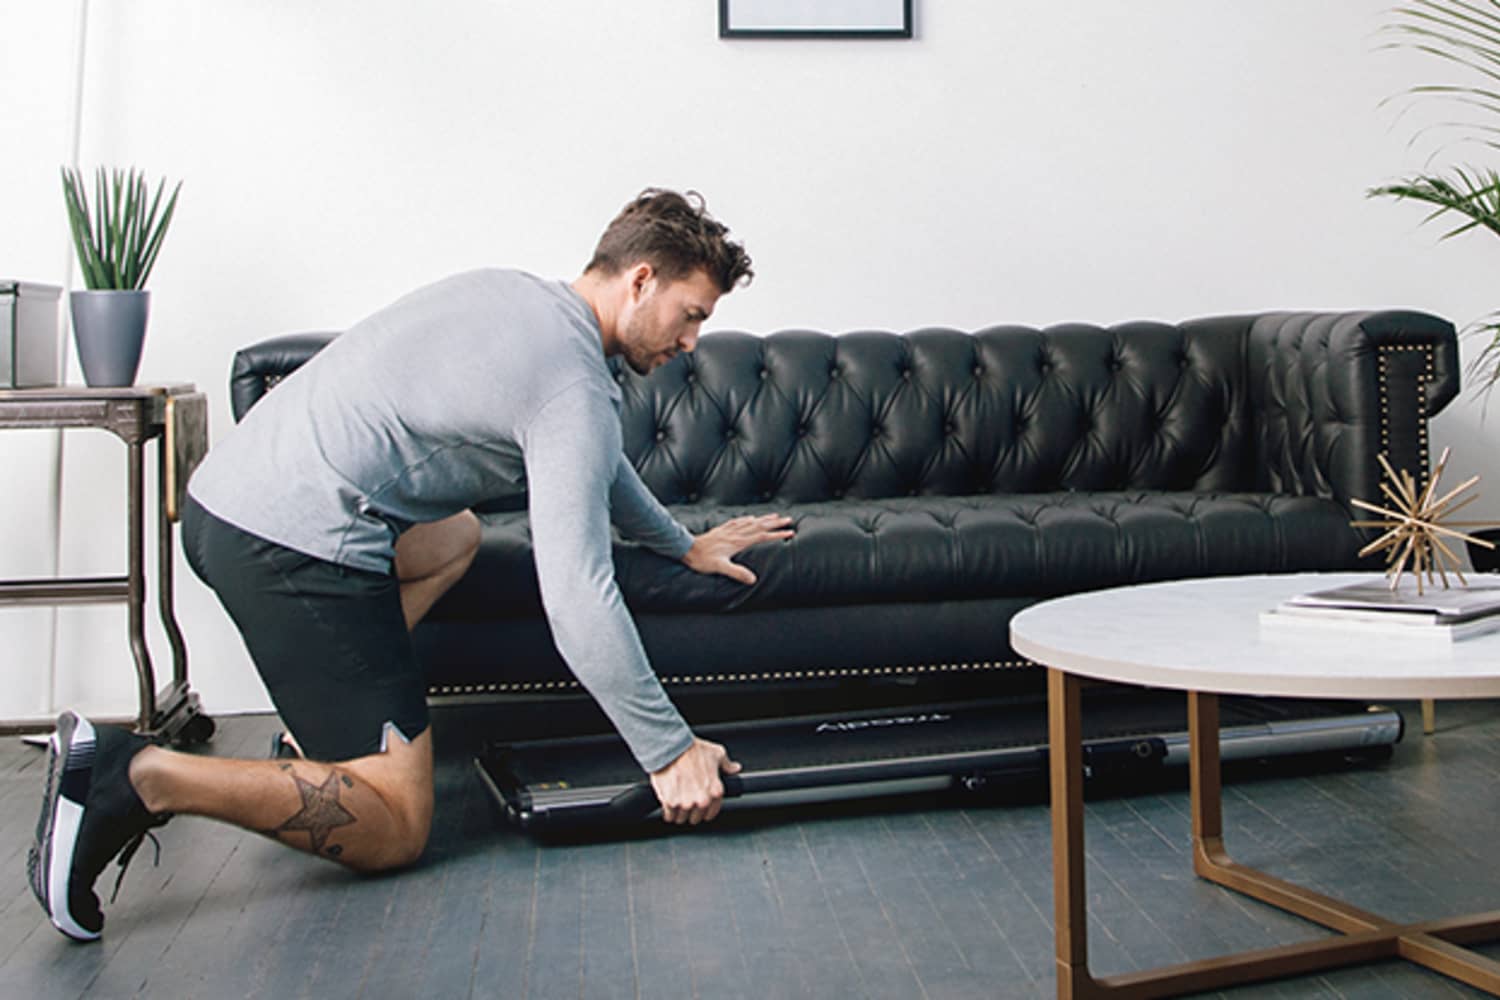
top-left (275, 769), bottom-right (357, 854)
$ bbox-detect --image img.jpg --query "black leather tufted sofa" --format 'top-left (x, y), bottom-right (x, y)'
top-left (228, 310), bottom-right (1458, 715)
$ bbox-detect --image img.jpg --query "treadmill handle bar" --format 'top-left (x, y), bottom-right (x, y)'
top-left (608, 774), bottom-right (746, 822)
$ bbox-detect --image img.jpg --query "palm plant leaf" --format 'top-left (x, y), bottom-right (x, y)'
top-left (1469, 312), bottom-right (1500, 393)
top-left (1371, 167), bottom-right (1500, 238)
top-left (1375, 2), bottom-right (1500, 395)
top-left (1388, 0), bottom-right (1500, 53)
top-left (1380, 2), bottom-right (1500, 157)
top-left (1394, 89), bottom-right (1500, 154)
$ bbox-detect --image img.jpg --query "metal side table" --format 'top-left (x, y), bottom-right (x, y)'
top-left (0, 384), bottom-right (214, 743)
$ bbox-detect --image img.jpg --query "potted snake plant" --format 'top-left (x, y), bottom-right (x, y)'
top-left (60, 166), bottom-right (182, 387)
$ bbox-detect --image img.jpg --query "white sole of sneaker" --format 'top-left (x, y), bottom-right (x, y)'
top-left (44, 714), bottom-right (99, 942)
top-left (25, 734), bottom-right (58, 913)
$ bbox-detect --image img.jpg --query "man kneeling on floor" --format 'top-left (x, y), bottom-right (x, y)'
top-left (29, 188), bottom-right (793, 941)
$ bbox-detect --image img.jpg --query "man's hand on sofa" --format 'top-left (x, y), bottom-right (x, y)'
top-left (650, 737), bottom-right (743, 825)
top-left (682, 514), bottom-right (794, 585)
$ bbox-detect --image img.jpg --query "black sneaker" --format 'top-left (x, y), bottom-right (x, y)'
top-left (28, 712), bottom-right (171, 941)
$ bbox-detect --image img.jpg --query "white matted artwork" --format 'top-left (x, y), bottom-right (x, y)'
top-left (719, 0), bottom-right (913, 38)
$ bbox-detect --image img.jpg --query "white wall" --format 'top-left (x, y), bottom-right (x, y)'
top-left (0, 3), bottom-right (86, 721)
top-left (2, 0), bottom-right (1495, 721)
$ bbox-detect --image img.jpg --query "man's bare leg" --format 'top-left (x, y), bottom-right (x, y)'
top-left (128, 727), bottom-right (434, 872)
top-left (395, 511), bottom-right (480, 629)
top-left (109, 514), bottom-right (472, 873)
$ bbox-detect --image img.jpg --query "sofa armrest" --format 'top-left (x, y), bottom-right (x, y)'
top-left (1246, 311), bottom-right (1459, 512)
top-left (229, 331), bottom-right (337, 422)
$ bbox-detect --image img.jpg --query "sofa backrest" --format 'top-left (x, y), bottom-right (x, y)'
top-left (616, 318), bottom-right (1260, 506)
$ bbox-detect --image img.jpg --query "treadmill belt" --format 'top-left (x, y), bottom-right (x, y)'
top-left (475, 693), bottom-right (1403, 833)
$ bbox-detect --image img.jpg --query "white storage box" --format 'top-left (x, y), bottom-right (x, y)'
top-left (1, 280), bottom-right (62, 387)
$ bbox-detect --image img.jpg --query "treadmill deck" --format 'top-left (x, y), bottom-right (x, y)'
top-left (476, 693), bottom-right (1403, 832)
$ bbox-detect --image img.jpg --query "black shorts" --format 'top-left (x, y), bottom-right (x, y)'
top-left (181, 494), bottom-right (428, 761)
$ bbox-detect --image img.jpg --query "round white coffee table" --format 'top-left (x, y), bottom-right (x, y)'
top-left (1011, 572), bottom-right (1500, 999)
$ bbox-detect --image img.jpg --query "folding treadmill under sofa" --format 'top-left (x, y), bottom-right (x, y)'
top-left (229, 309), bottom-right (1456, 828)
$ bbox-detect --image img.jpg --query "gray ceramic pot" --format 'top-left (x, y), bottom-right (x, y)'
top-left (70, 289), bottom-right (149, 387)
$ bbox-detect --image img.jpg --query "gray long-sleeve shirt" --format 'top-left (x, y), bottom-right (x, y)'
top-left (189, 269), bottom-right (696, 772)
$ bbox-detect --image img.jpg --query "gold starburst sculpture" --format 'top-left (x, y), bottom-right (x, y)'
top-left (1351, 447), bottom-right (1497, 593)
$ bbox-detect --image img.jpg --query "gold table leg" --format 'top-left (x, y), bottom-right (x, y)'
top-left (1046, 669), bottom-right (1500, 998)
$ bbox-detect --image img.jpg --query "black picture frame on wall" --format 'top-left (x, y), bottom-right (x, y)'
top-left (719, 0), bottom-right (913, 39)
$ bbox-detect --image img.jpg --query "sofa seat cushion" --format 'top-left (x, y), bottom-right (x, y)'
top-left (431, 492), bottom-right (1364, 622)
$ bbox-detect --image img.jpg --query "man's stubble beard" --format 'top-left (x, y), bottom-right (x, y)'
top-left (620, 311), bottom-right (665, 376)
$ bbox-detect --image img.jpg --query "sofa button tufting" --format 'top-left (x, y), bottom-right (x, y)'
top-left (687, 492), bottom-right (699, 502)
top-left (758, 368), bottom-right (768, 380)
top-left (973, 365), bottom-right (984, 377)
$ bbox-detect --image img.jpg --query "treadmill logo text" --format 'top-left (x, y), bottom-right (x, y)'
top-left (816, 713), bottom-right (952, 733)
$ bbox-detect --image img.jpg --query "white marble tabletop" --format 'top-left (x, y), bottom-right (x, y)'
top-left (1009, 572), bottom-right (1500, 700)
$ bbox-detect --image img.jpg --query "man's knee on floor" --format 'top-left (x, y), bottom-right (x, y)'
top-left (337, 728), bottom-right (435, 871)
top-left (355, 808), bottom-right (431, 872)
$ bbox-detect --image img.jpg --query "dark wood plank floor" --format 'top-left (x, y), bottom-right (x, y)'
top-left (5, 699), bottom-right (1500, 999)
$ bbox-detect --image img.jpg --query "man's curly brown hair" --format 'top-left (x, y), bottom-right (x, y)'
top-left (585, 189), bottom-right (753, 293)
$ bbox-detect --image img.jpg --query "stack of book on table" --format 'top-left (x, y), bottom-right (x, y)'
top-left (1260, 578), bottom-right (1500, 642)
